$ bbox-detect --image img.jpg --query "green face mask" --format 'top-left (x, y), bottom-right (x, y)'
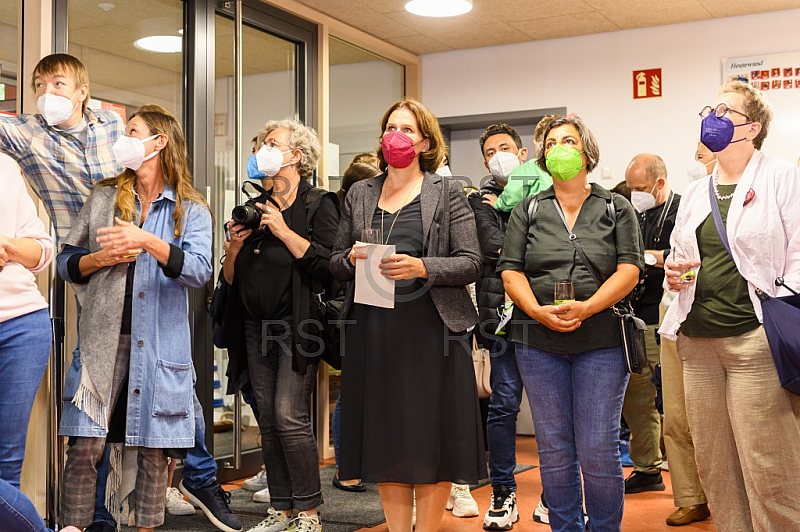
top-left (545, 144), bottom-right (586, 181)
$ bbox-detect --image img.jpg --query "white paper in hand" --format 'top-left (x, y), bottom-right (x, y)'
top-left (354, 242), bottom-right (395, 308)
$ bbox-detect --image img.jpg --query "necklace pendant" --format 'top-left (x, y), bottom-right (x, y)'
top-left (253, 248), bottom-right (261, 255)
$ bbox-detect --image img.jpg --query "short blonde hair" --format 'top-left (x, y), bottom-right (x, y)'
top-left (377, 98), bottom-right (446, 173)
top-left (718, 80), bottom-right (773, 149)
top-left (258, 119), bottom-right (321, 179)
top-left (31, 54), bottom-right (91, 113)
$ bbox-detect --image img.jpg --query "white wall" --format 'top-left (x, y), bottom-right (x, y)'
top-left (421, 9), bottom-right (800, 194)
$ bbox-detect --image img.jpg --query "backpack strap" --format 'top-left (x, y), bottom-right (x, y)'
top-left (304, 187), bottom-right (340, 239)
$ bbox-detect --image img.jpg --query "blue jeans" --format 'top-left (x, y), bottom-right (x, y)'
top-left (515, 343), bottom-right (629, 532)
top-left (487, 338), bottom-right (523, 491)
top-left (0, 310), bottom-right (51, 488)
top-left (0, 477), bottom-right (51, 532)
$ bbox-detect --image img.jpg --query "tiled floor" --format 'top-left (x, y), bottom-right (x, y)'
top-left (226, 435), bottom-right (717, 531)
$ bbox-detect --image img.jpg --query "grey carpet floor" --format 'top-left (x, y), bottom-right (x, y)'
top-left (121, 464), bottom-right (535, 532)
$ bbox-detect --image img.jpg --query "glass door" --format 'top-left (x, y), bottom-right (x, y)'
top-left (211, 1), bottom-right (316, 480)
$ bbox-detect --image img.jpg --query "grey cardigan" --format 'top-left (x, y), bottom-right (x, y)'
top-left (329, 171), bottom-right (482, 331)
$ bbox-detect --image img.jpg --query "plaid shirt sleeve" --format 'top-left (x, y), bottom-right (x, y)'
top-left (0, 110), bottom-right (124, 244)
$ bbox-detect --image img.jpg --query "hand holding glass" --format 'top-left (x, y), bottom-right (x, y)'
top-left (554, 280), bottom-right (575, 306)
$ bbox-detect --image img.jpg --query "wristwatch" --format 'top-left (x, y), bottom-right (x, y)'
top-left (644, 252), bottom-right (657, 267)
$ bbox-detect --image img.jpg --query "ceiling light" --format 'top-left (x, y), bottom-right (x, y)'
top-left (134, 36), bottom-right (182, 54)
top-left (405, 0), bottom-right (472, 17)
top-left (97, 2), bottom-right (115, 11)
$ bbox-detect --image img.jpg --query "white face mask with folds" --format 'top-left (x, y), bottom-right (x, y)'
top-left (437, 165), bottom-right (452, 177)
top-left (687, 160), bottom-right (712, 181)
top-left (37, 91), bottom-right (80, 126)
top-left (256, 144), bottom-right (293, 177)
top-left (113, 134), bottom-right (161, 171)
top-left (487, 150), bottom-right (521, 180)
top-left (631, 182), bottom-right (657, 213)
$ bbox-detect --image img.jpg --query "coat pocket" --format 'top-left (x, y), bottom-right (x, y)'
top-left (152, 359), bottom-right (193, 417)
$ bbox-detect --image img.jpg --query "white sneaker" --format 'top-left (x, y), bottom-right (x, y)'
top-left (293, 512), bottom-right (322, 532)
top-left (532, 494), bottom-right (549, 525)
top-left (165, 487), bottom-right (196, 516)
top-left (247, 507), bottom-right (295, 532)
top-left (447, 484), bottom-right (479, 518)
top-left (483, 486), bottom-right (518, 530)
top-left (244, 467), bottom-right (269, 491)
top-left (253, 486), bottom-right (271, 503)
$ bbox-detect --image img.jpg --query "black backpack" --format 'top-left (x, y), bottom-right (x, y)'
top-left (304, 188), bottom-right (345, 369)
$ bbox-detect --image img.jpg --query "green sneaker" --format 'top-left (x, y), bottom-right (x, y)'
top-left (495, 301), bottom-right (514, 336)
top-left (247, 507), bottom-right (296, 532)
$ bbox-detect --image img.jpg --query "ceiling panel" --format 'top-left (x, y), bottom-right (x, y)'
top-left (277, 0), bottom-right (800, 54)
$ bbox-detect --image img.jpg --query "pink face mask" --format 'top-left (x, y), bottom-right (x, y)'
top-left (381, 130), bottom-right (419, 169)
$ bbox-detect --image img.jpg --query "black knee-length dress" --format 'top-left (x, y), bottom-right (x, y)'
top-left (339, 196), bottom-right (487, 485)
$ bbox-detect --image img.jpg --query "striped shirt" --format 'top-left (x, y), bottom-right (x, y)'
top-left (0, 109), bottom-right (124, 243)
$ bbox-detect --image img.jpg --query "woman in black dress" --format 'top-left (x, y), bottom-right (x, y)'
top-left (329, 98), bottom-right (485, 532)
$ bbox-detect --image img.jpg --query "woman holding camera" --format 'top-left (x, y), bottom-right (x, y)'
top-left (223, 119), bottom-right (339, 532)
top-left (57, 105), bottom-right (212, 532)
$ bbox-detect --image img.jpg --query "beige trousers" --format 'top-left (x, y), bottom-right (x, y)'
top-left (678, 327), bottom-right (800, 532)
top-left (660, 332), bottom-right (706, 507)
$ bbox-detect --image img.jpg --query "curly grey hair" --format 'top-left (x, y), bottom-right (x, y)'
top-left (535, 114), bottom-right (600, 175)
top-left (259, 119), bottom-right (321, 179)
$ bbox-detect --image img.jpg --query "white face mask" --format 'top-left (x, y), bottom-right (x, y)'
top-left (488, 150), bottom-right (521, 180)
top-left (687, 160), bottom-right (713, 181)
top-left (437, 165), bottom-right (452, 177)
top-left (256, 144), bottom-right (295, 177)
top-left (113, 134), bottom-right (161, 171)
top-left (37, 91), bottom-right (80, 126)
top-left (631, 182), bottom-right (657, 213)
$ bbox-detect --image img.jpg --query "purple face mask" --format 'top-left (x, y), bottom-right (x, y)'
top-left (700, 113), bottom-right (751, 153)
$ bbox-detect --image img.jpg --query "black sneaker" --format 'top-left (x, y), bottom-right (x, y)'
top-left (179, 479), bottom-right (243, 532)
top-left (84, 523), bottom-right (116, 532)
top-left (624, 471), bottom-right (666, 494)
top-left (482, 485), bottom-right (518, 530)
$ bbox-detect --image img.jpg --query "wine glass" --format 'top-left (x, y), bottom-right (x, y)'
top-left (554, 280), bottom-right (575, 306)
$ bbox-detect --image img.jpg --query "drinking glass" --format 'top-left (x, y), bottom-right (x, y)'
top-left (554, 280), bottom-right (575, 306)
top-left (361, 228), bottom-right (383, 244)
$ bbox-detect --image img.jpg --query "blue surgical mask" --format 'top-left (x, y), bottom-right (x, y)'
top-left (700, 114), bottom-right (751, 153)
top-left (247, 154), bottom-right (266, 179)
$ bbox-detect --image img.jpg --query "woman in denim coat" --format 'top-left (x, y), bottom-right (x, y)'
top-left (57, 105), bottom-right (212, 532)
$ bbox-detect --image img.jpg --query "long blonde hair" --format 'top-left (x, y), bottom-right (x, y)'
top-left (97, 104), bottom-right (211, 238)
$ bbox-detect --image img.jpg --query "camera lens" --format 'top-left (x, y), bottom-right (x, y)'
top-left (231, 204), bottom-right (261, 229)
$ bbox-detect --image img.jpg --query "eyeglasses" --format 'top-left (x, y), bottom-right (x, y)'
top-left (699, 103), bottom-right (751, 121)
top-left (264, 140), bottom-right (291, 149)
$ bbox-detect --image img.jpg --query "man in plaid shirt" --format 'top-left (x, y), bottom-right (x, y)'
top-left (0, 54), bottom-right (123, 244)
top-left (0, 54), bottom-right (243, 532)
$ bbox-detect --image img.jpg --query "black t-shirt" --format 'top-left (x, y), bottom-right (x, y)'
top-left (235, 193), bottom-right (296, 320)
top-left (633, 192), bottom-right (680, 325)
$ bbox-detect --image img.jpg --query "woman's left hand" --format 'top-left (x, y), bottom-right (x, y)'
top-left (96, 217), bottom-right (153, 254)
top-left (379, 253), bottom-right (427, 280)
top-left (552, 300), bottom-right (592, 323)
top-left (256, 202), bottom-right (290, 239)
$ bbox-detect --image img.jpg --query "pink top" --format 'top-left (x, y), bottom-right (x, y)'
top-left (0, 153), bottom-right (53, 323)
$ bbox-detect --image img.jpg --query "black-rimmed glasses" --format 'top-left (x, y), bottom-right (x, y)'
top-left (699, 103), bottom-right (751, 121)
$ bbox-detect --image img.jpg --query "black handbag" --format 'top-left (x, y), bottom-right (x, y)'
top-left (550, 196), bottom-right (648, 374)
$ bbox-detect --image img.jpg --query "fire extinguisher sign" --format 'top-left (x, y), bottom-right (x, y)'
top-left (633, 68), bottom-right (662, 99)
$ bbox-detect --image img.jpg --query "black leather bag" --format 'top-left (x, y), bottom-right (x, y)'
top-left (616, 304), bottom-right (648, 374)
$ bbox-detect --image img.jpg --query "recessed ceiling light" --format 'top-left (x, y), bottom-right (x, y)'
top-left (97, 2), bottom-right (115, 11)
top-left (134, 36), bottom-right (183, 54)
top-left (405, 0), bottom-right (472, 17)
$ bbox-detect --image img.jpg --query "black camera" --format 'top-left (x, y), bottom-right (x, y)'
top-left (231, 198), bottom-right (263, 231)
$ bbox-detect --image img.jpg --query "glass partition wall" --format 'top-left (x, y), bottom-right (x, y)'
top-left (0, 1), bottom-right (17, 114)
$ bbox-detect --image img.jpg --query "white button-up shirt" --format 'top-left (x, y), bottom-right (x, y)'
top-left (660, 150), bottom-right (800, 340)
